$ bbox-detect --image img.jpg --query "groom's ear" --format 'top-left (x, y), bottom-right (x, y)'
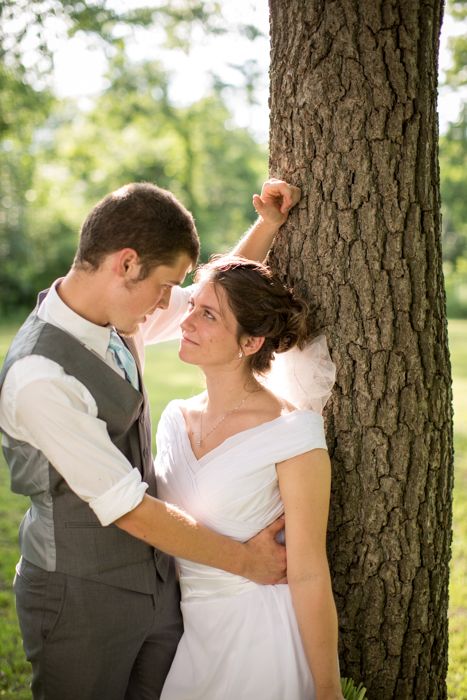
top-left (241, 335), bottom-right (265, 357)
top-left (112, 248), bottom-right (141, 279)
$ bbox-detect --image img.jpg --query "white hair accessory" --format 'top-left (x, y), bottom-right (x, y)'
top-left (263, 334), bottom-right (335, 414)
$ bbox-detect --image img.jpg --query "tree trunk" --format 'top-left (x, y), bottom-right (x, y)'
top-left (268, 1), bottom-right (453, 698)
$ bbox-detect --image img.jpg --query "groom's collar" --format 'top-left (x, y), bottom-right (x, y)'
top-left (37, 280), bottom-right (111, 359)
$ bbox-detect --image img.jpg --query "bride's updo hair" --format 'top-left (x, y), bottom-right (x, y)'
top-left (195, 255), bottom-right (310, 374)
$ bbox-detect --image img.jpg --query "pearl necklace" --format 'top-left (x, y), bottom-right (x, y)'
top-left (194, 387), bottom-right (260, 448)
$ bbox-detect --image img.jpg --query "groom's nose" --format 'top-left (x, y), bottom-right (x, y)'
top-left (155, 287), bottom-right (172, 310)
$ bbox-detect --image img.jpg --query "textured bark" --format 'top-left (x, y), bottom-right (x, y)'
top-left (268, 1), bottom-right (453, 698)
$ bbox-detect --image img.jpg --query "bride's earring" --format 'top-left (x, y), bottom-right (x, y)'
top-left (238, 349), bottom-right (244, 359)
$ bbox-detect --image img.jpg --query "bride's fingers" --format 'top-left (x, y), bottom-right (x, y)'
top-left (252, 193), bottom-right (264, 215)
top-left (260, 180), bottom-right (301, 214)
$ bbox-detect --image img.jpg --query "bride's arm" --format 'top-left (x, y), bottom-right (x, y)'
top-left (277, 449), bottom-right (344, 700)
top-left (231, 179), bottom-right (301, 262)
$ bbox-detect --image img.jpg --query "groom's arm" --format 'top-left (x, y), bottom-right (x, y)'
top-left (115, 494), bottom-right (287, 584)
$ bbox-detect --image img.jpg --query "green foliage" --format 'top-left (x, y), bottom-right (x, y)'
top-left (445, 260), bottom-right (467, 318)
top-left (0, 61), bottom-right (55, 311)
top-left (439, 1), bottom-right (467, 317)
top-left (0, 53), bottom-right (267, 311)
top-left (440, 1), bottom-right (467, 279)
top-left (0, 1), bottom-right (223, 84)
top-left (341, 677), bottom-right (368, 700)
top-left (440, 105), bottom-right (467, 264)
top-left (1, 1), bottom-right (267, 311)
top-left (445, 1), bottom-right (467, 88)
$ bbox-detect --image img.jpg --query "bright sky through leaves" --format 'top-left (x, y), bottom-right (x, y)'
top-left (16, 1), bottom-right (467, 140)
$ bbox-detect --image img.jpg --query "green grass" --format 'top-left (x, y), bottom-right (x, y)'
top-left (0, 467), bottom-right (30, 700)
top-left (0, 320), bottom-right (466, 698)
top-left (447, 320), bottom-right (467, 700)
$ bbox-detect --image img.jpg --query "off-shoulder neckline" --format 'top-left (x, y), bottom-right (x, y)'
top-left (168, 400), bottom-right (320, 466)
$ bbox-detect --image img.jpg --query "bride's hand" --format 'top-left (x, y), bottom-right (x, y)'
top-left (242, 516), bottom-right (287, 585)
top-left (253, 178), bottom-right (301, 228)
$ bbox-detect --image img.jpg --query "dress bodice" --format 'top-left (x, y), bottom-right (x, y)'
top-left (154, 400), bottom-right (327, 600)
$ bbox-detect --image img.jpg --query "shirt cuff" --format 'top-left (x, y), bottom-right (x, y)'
top-left (89, 469), bottom-right (148, 526)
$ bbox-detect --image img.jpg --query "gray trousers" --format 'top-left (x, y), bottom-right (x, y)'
top-left (14, 558), bottom-right (183, 700)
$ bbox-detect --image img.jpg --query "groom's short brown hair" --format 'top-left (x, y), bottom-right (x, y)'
top-left (74, 182), bottom-right (199, 277)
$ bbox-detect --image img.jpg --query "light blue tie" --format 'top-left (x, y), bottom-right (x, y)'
top-left (108, 330), bottom-right (140, 390)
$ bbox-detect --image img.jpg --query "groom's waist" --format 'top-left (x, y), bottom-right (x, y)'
top-left (20, 502), bottom-right (173, 592)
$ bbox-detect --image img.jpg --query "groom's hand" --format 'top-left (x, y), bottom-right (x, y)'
top-left (243, 516), bottom-right (287, 584)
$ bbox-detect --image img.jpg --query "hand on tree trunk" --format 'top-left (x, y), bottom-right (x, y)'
top-left (253, 177), bottom-right (301, 227)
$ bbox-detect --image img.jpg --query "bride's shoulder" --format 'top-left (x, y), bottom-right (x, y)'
top-left (275, 409), bottom-right (326, 453)
top-left (279, 403), bottom-right (325, 430)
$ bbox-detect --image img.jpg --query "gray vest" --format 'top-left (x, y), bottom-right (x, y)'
top-left (0, 295), bottom-right (171, 593)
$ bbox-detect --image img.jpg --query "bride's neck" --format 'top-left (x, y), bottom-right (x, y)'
top-left (203, 369), bottom-right (258, 413)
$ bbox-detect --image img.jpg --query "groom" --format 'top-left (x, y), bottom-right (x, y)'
top-left (0, 179), bottom-right (299, 700)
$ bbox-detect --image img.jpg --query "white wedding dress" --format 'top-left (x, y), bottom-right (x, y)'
top-left (155, 400), bottom-right (328, 700)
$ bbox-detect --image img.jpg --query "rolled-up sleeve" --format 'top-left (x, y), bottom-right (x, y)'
top-left (2, 357), bottom-right (148, 525)
top-left (90, 469), bottom-right (148, 526)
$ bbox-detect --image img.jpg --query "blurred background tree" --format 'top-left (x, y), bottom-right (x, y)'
top-left (0, 0), bottom-right (267, 311)
top-left (440, 0), bottom-right (467, 318)
top-left (0, 0), bottom-right (465, 314)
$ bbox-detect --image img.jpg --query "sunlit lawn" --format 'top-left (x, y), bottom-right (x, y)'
top-left (0, 320), bottom-right (465, 699)
top-left (447, 320), bottom-right (467, 700)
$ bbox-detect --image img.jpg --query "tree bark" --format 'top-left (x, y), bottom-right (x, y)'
top-left (268, 1), bottom-right (453, 698)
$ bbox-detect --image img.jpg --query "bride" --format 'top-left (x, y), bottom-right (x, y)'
top-left (155, 256), bottom-right (343, 700)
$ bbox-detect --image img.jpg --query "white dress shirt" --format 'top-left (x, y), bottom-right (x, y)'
top-left (0, 281), bottom-right (191, 526)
